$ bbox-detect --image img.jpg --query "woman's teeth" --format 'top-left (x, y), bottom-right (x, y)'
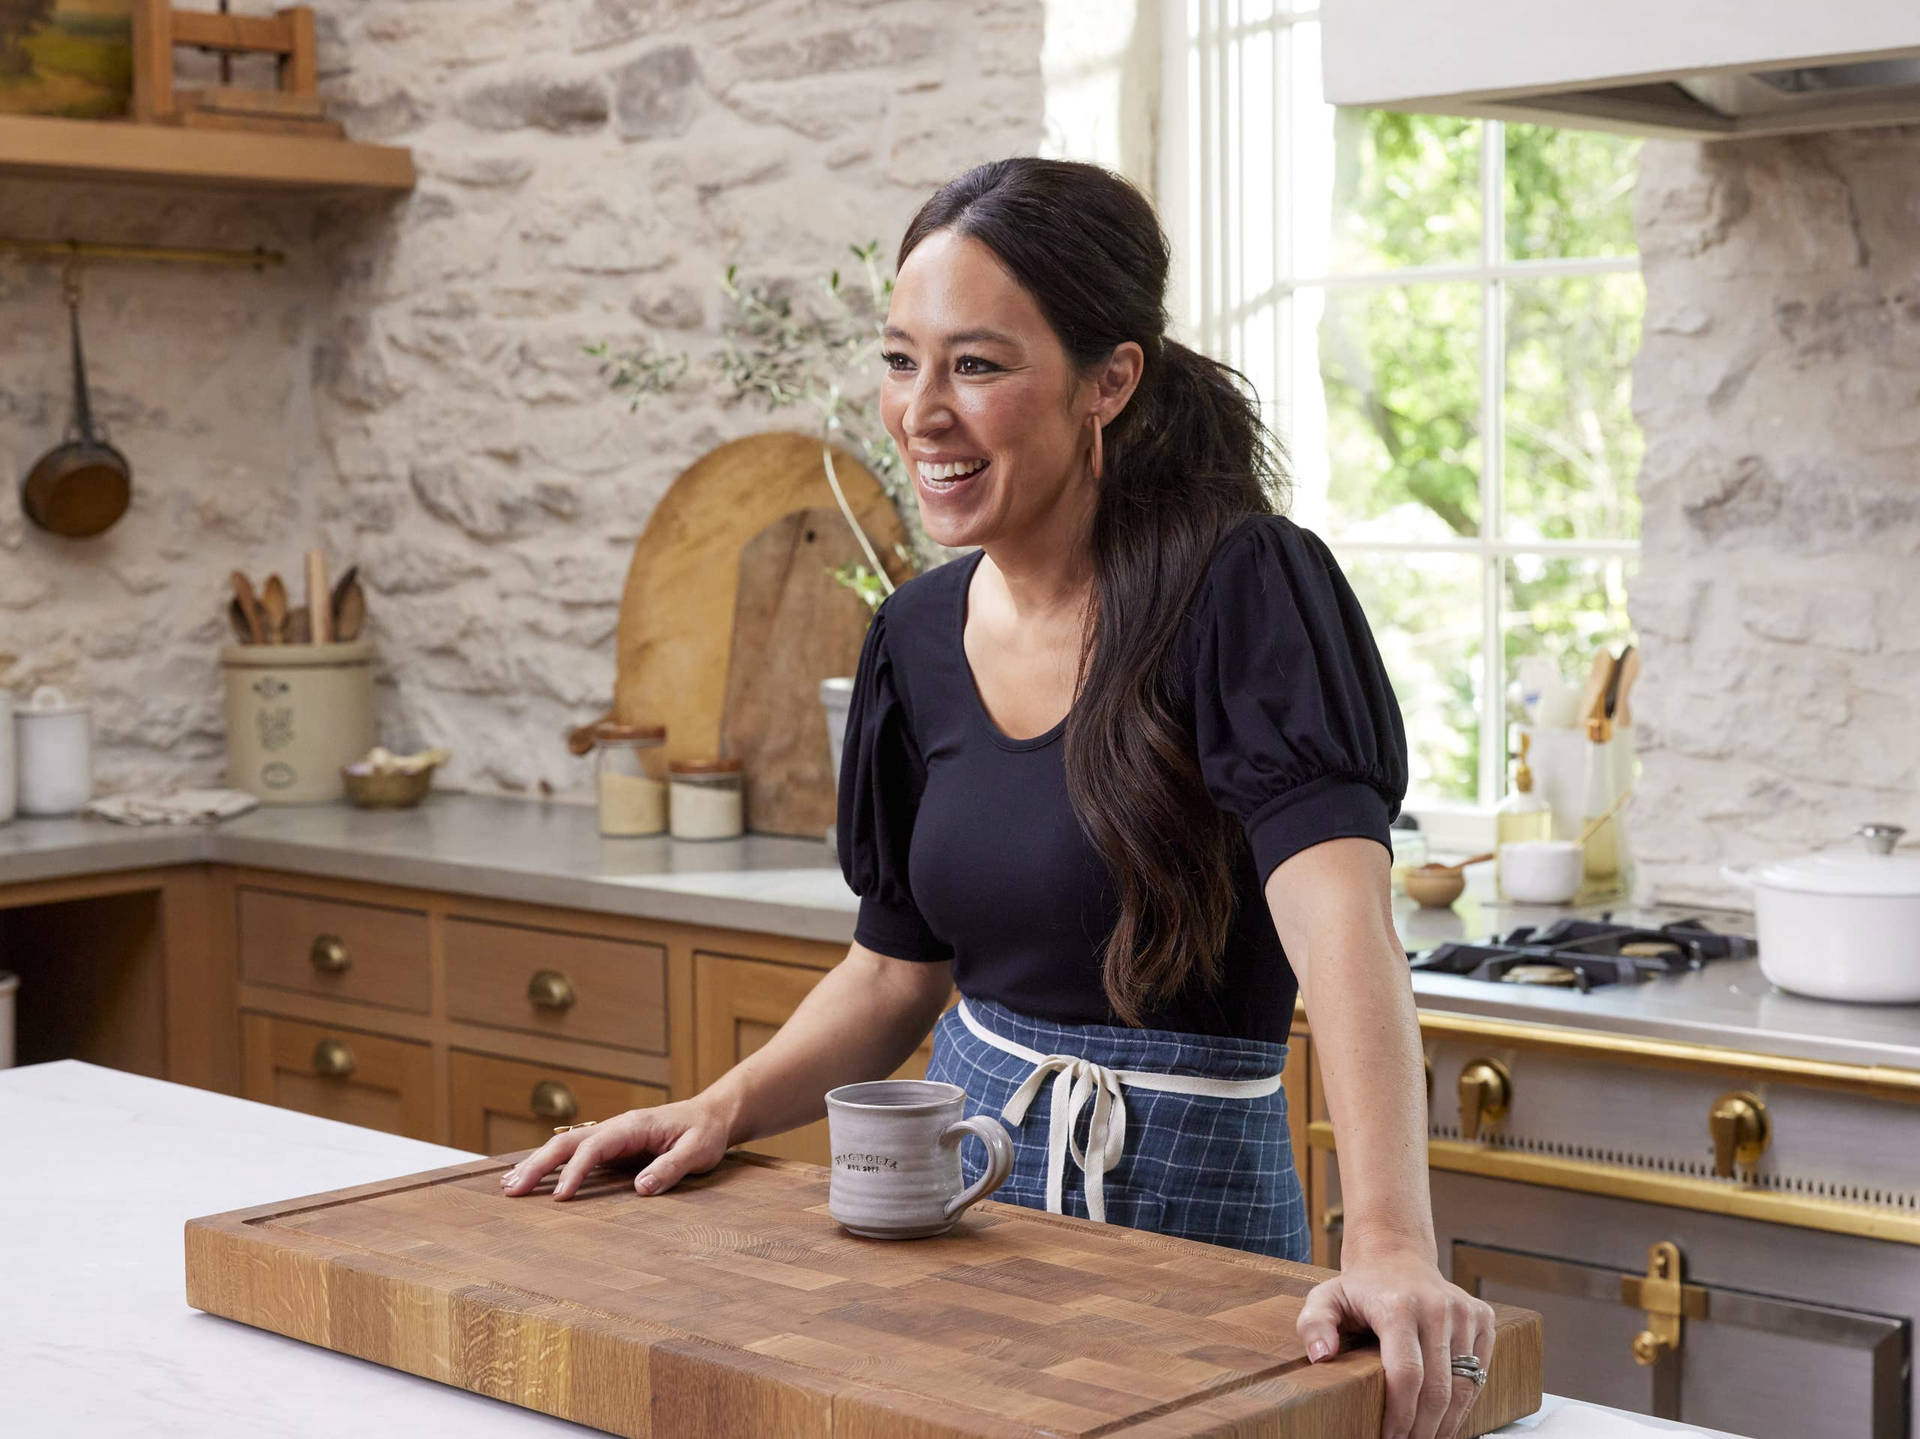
top-left (918, 458), bottom-right (988, 492)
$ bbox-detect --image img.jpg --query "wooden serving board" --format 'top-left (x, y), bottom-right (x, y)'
top-left (719, 507), bottom-right (877, 838)
top-left (186, 1149), bottom-right (1543, 1438)
top-left (614, 432), bottom-right (913, 769)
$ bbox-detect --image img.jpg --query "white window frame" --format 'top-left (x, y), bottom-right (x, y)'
top-left (1159, 0), bottom-right (1641, 854)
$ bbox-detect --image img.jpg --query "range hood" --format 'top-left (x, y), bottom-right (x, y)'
top-left (1323, 1), bottom-right (1920, 138)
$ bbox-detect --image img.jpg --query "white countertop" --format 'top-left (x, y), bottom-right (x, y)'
top-left (1, 1060), bottom-right (1738, 1439)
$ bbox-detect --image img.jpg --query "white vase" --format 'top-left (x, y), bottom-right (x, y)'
top-left (819, 676), bottom-right (854, 848)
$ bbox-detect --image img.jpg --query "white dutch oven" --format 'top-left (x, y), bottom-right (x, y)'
top-left (1723, 823), bottom-right (1920, 1004)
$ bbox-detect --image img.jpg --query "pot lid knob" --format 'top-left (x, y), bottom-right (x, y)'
top-left (1858, 822), bottom-right (1907, 855)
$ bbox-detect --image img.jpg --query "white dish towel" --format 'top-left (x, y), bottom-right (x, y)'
top-left (83, 789), bottom-right (260, 826)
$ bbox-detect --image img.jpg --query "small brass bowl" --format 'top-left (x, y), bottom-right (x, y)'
top-left (1404, 865), bottom-right (1466, 909)
top-left (342, 765), bottom-right (435, 809)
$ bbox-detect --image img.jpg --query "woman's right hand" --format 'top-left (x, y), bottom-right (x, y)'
top-left (498, 1096), bottom-right (736, 1201)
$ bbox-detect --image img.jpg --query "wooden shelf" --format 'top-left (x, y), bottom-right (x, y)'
top-left (0, 113), bottom-right (413, 194)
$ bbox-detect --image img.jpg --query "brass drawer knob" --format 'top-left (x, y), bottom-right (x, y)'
top-left (312, 1038), bottom-right (356, 1078)
top-left (1710, 1091), bottom-right (1770, 1177)
top-left (309, 933), bottom-right (350, 973)
top-left (528, 969), bottom-right (576, 1011)
top-left (1631, 1329), bottom-right (1673, 1366)
top-left (1458, 1058), bottom-right (1512, 1142)
top-left (531, 1080), bottom-right (578, 1124)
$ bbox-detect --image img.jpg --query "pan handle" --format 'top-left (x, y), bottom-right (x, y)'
top-left (65, 280), bottom-right (107, 445)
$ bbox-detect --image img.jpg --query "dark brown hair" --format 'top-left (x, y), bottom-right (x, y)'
top-left (897, 157), bottom-right (1288, 1025)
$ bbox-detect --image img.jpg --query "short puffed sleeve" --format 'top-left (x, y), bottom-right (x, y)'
top-left (836, 602), bottom-right (954, 964)
top-left (1184, 516), bottom-right (1409, 884)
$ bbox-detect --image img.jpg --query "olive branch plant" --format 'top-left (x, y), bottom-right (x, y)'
top-left (589, 241), bottom-right (951, 617)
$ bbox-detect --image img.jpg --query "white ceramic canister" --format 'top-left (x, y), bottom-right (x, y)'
top-left (1722, 823), bottom-right (1920, 1004)
top-left (221, 640), bottom-right (376, 804)
top-left (0, 689), bottom-right (14, 823)
top-left (16, 686), bottom-right (92, 815)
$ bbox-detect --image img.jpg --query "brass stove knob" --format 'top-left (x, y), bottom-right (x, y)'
top-left (1457, 1059), bottom-right (1512, 1142)
top-left (1710, 1091), bottom-right (1770, 1178)
top-left (1631, 1329), bottom-right (1673, 1366)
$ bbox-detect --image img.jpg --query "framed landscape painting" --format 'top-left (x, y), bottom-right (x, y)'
top-left (0, 0), bottom-right (132, 119)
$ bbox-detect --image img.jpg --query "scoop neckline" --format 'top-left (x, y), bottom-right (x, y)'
top-left (955, 548), bottom-right (1070, 752)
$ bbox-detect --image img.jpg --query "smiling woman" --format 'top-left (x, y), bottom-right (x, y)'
top-left (505, 157), bottom-right (1496, 1439)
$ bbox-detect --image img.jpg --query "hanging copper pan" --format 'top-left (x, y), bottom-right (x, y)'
top-left (21, 274), bottom-right (130, 539)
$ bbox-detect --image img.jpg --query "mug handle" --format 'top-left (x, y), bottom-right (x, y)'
top-left (940, 1114), bottom-right (1014, 1222)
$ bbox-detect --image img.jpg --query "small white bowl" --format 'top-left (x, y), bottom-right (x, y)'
top-left (1499, 840), bottom-right (1584, 904)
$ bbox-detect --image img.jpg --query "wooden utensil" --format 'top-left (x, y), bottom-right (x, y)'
top-left (1427, 850), bottom-right (1495, 874)
top-left (1613, 644), bottom-right (1641, 726)
top-left (328, 564), bottom-right (364, 643)
top-left (186, 1150), bottom-right (1544, 1438)
top-left (283, 604), bottom-right (311, 645)
top-left (259, 574), bottom-right (288, 644)
top-left (565, 713), bottom-right (611, 757)
top-left (718, 506), bottom-right (876, 837)
top-left (228, 571), bottom-right (265, 645)
top-left (1575, 647), bottom-right (1617, 728)
top-left (226, 595), bottom-right (252, 645)
top-left (304, 549), bottom-right (332, 644)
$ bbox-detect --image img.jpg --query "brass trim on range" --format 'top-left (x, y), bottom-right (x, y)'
top-left (1307, 1120), bottom-right (1920, 1246)
top-left (1411, 1011), bottom-right (1920, 1104)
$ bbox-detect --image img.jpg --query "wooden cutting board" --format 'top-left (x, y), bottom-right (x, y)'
top-left (614, 432), bottom-right (914, 767)
top-left (719, 507), bottom-right (875, 838)
top-left (186, 1149), bottom-right (1543, 1438)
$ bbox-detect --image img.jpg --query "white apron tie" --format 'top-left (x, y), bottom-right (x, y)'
top-left (956, 999), bottom-right (1287, 1225)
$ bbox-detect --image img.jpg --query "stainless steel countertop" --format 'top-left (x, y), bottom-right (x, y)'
top-left (3, 794), bottom-right (1916, 1073)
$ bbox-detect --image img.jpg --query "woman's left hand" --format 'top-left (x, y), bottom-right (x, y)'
top-left (1295, 1242), bottom-right (1497, 1439)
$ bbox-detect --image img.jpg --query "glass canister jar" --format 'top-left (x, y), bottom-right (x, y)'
top-left (668, 757), bottom-right (744, 841)
top-left (593, 722), bottom-right (667, 837)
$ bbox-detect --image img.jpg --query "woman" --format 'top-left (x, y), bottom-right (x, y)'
top-left (505, 157), bottom-right (1495, 1439)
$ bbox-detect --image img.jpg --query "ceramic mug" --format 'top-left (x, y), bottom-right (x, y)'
top-left (825, 1079), bottom-right (1013, 1239)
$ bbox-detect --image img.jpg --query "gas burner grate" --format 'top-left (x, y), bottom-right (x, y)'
top-left (1409, 915), bottom-right (1756, 991)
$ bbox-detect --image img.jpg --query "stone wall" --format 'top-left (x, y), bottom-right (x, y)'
top-left (2, 0), bottom-right (1044, 798)
top-left (1627, 126), bottom-right (1920, 906)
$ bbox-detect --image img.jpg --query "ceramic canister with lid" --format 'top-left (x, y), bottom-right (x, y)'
top-left (16, 685), bottom-right (92, 816)
top-left (669, 757), bottom-right (744, 841)
top-left (1722, 823), bottom-right (1920, 1003)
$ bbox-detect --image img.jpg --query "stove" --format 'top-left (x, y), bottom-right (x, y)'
top-left (1410, 916), bottom-right (1757, 993)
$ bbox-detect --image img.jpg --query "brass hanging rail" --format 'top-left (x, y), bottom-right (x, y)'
top-left (0, 237), bottom-right (285, 269)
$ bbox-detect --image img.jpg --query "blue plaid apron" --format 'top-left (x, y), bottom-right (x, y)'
top-left (926, 995), bottom-right (1309, 1261)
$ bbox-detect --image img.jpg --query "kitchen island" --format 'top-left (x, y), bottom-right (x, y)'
top-left (2, 1059), bottom-right (1735, 1438)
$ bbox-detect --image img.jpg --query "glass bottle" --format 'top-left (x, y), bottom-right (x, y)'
top-left (1580, 714), bottom-right (1621, 887)
top-left (1495, 731), bottom-right (1554, 899)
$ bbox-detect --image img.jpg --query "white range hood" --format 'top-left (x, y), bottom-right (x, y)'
top-left (1323, 1), bottom-right (1920, 138)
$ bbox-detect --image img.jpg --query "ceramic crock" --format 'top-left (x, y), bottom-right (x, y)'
top-left (16, 686), bottom-right (92, 816)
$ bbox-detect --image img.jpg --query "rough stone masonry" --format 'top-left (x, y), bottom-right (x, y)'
top-left (1628, 125), bottom-right (1920, 906)
top-left (0, 0), bottom-right (1044, 798)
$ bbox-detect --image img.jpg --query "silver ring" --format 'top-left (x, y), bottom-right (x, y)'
top-left (1450, 1354), bottom-right (1487, 1387)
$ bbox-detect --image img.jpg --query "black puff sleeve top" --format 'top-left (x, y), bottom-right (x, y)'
top-left (835, 513), bottom-right (1408, 1042)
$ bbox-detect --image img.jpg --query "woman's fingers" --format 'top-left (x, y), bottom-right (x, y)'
top-left (498, 1126), bottom-right (594, 1196)
top-left (1374, 1294), bottom-right (1427, 1439)
top-left (551, 1121), bottom-right (638, 1200)
top-left (1294, 1275), bottom-right (1349, 1364)
top-left (1411, 1295), bottom-right (1456, 1439)
top-left (632, 1125), bottom-right (723, 1196)
top-left (1439, 1299), bottom-right (1498, 1439)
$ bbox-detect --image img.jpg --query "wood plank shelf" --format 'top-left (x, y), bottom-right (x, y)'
top-left (0, 113), bottom-right (413, 193)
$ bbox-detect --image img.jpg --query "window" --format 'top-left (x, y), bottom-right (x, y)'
top-left (1161, 2), bottom-right (1643, 847)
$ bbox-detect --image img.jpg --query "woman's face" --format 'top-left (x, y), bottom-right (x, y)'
top-left (880, 228), bottom-right (1132, 554)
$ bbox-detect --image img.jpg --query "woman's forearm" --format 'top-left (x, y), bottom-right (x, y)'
top-left (701, 944), bottom-right (954, 1148)
top-left (1267, 837), bottom-right (1436, 1263)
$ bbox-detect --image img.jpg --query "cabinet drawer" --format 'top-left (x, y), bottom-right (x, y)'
top-left (241, 1012), bottom-right (435, 1141)
top-left (238, 887), bottom-right (430, 1014)
top-left (445, 917), bottom-right (667, 1054)
top-left (450, 1049), bottom-right (667, 1157)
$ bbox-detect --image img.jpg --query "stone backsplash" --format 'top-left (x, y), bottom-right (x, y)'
top-left (1, 0), bottom-right (1044, 798)
top-left (1628, 125), bottom-right (1920, 906)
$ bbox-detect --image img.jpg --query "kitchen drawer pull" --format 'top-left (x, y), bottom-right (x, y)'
top-left (530, 1080), bottom-right (578, 1124)
top-left (527, 969), bottom-right (576, 1011)
top-left (309, 933), bottom-right (351, 973)
top-left (312, 1039), bottom-right (356, 1078)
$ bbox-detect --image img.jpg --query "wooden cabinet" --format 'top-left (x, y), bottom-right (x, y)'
top-left (241, 1011), bottom-right (435, 1140)
top-left (449, 1050), bottom-right (667, 1155)
top-left (238, 885), bottom-right (430, 1014)
top-left (693, 950), bottom-right (941, 1166)
top-left (445, 916), bottom-right (667, 1053)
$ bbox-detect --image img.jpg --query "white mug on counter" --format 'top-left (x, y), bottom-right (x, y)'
top-left (16, 686), bottom-right (93, 816)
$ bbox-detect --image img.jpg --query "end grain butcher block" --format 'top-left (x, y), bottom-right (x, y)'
top-left (185, 1150), bottom-right (1542, 1438)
